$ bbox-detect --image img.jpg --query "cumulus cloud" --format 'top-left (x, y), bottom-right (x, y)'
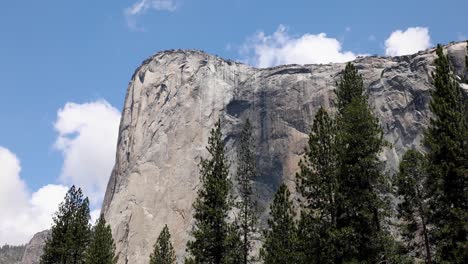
top-left (54, 100), bottom-right (121, 207)
top-left (0, 100), bottom-right (120, 245)
top-left (0, 147), bottom-right (68, 245)
top-left (125, 0), bottom-right (178, 30)
top-left (385, 27), bottom-right (432, 56)
top-left (240, 25), bottom-right (361, 68)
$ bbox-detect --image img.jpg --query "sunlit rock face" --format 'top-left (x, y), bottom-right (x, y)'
top-left (102, 42), bottom-right (467, 263)
top-left (18, 230), bottom-right (49, 264)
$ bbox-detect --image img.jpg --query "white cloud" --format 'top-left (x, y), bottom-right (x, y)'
top-left (385, 27), bottom-right (431, 56)
top-left (90, 209), bottom-right (101, 225)
top-left (0, 147), bottom-right (68, 245)
top-left (125, 0), bottom-right (178, 30)
top-left (0, 100), bottom-right (120, 245)
top-left (0, 147), bottom-right (28, 215)
top-left (54, 100), bottom-right (121, 207)
top-left (240, 25), bottom-right (361, 68)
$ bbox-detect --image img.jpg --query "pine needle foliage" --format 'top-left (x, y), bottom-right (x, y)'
top-left (186, 120), bottom-right (234, 264)
top-left (260, 184), bottom-right (298, 264)
top-left (40, 186), bottom-right (91, 264)
top-left (334, 62), bottom-right (398, 263)
top-left (296, 107), bottom-right (340, 263)
top-left (234, 119), bottom-right (258, 264)
top-left (424, 45), bottom-right (468, 263)
top-left (150, 225), bottom-right (176, 264)
top-left (85, 215), bottom-right (117, 264)
top-left (395, 150), bottom-right (432, 263)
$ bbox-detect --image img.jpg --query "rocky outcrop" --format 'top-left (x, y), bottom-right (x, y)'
top-left (18, 230), bottom-right (49, 264)
top-left (102, 42), bottom-right (468, 263)
top-left (0, 230), bottom-right (49, 264)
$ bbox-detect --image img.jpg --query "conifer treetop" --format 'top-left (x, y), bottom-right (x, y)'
top-left (150, 225), bottom-right (175, 264)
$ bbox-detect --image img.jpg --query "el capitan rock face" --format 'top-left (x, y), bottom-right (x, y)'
top-left (102, 42), bottom-right (468, 263)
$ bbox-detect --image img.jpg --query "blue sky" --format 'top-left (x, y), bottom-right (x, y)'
top-left (0, 0), bottom-right (467, 244)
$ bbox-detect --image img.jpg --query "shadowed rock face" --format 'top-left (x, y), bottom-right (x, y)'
top-left (102, 42), bottom-right (467, 263)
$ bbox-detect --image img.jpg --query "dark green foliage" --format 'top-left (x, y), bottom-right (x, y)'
top-left (297, 107), bottom-right (338, 222)
top-left (235, 119), bottom-right (257, 264)
top-left (150, 225), bottom-right (175, 264)
top-left (334, 63), bottom-right (396, 263)
top-left (184, 257), bottom-right (196, 264)
top-left (223, 222), bottom-right (243, 264)
top-left (335, 63), bottom-right (366, 112)
top-left (40, 186), bottom-right (91, 264)
top-left (395, 150), bottom-right (432, 263)
top-left (186, 120), bottom-right (234, 264)
top-left (296, 215), bottom-right (346, 264)
top-left (296, 107), bottom-right (340, 263)
top-left (85, 215), bottom-right (117, 264)
top-left (424, 45), bottom-right (468, 263)
top-left (294, 63), bottom-right (400, 263)
top-left (260, 184), bottom-right (298, 264)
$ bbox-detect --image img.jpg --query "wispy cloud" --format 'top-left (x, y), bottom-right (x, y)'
top-left (125, 0), bottom-right (178, 31)
top-left (240, 25), bottom-right (363, 68)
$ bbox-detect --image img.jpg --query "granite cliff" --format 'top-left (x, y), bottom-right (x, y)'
top-left (100, 42), bottom-right (467, 263)
top-left (17, 231), bottom-right (49, 264)
top-left (0, 230), bottom-right (48, 264)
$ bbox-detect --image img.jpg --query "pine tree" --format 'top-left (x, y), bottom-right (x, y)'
top-left (40, 186), bottom-right (91, 264)
top-left (85, 215), bottom-right (117, 264)
top-left (235, 119), bottom-right (257, 264)
top-left (335, 63), bottom-right (366, 112)
top-left (295, 107), bottom-right (340, 263)
top-left (424, 45), bottom-right (468, 263)
top-left (186, 120), bottom-right (233, 264)
top-left (260, 184), bottom-right (298, 264)
top-left (395, 150), bottom-right (432, 263)
top-left (150, 225), bottom-right (176, 264)
top-left (334, 62), bottom-right (395, 263)
top-left (297, 107), bottom-right (338, 224)
top-left (223, 222), bottom-right (243, 264)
